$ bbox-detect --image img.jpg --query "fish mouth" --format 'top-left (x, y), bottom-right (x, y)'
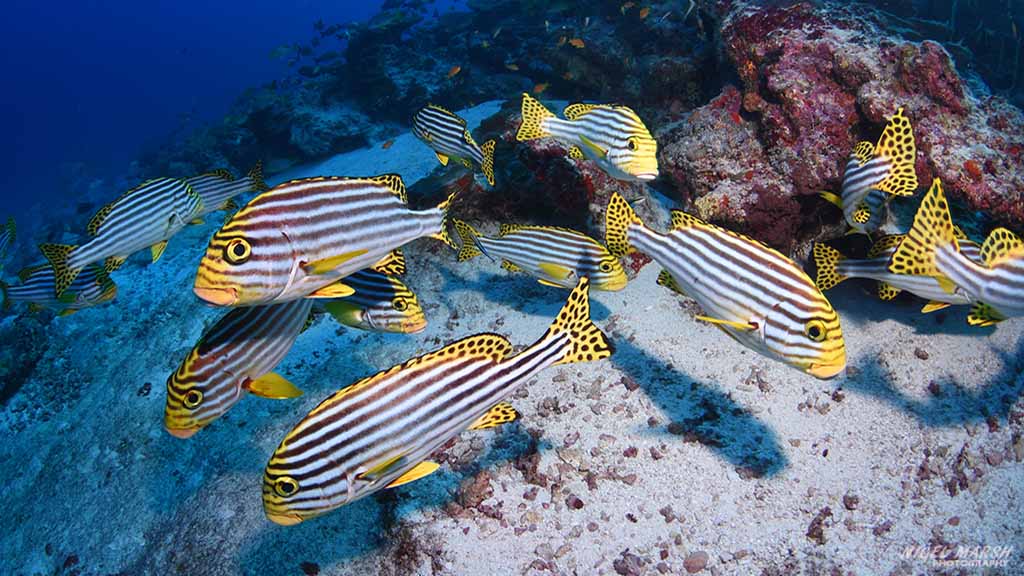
top-left (165, 425), bottom-right (199, 439)
top-left (403, 316), bottom-right (428, 334)
top-left (266, 512), bottom-right (305, 526)
top-left (194, 286), bottom-right (238, 306)
top-left (806, 362), bottom-right (844, 380)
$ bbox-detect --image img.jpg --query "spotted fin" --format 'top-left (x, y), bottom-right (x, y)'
top-left (87, 203), bottom-right (116, 237)
top-left (105, 256), bottom-right (126, 273)
top-left (303, 249), bottom-right (369, 275)
top-left (39, 243), bottom-right (80, 297)
top-left (151, 241), bottom-right (168, 263)
top-left (435, 151), bottom-right (450, 166)
top-left (877, 281), bottom-right (901, 301)
top-left (431, 191), bottom-right (460, 251)
top-left (568, 145), bottom-right (584, 160)
top-left (368, 174), bottom-right (408, 204)
top-left (889, 178), bottom-right (957, 278)
top-left (670, 210), bottom-right (705, 230)
top-left (563, 102), bottom-right (605, 120)
top-left (921, 301), bottom-right (950, 313)
top-left (453, 220), bottom-right (484, 262)
top-left (867, 234), bottom-right (905, 258)
top-left (371, 249), bottom-right (407, 276)
top-left (605, 192), bottom-right (642, 257)
top-left (812, 244), bottom-right (847, 291)
top-left (852, 204), bottom-right (872, 224)
top-left (695, 315), bottom-right (757, 331)
top-left (979, 228), bottom-right (1024, 267)
top-left (656, 269), bottom-right (687, 297)
top-left (873, 108), bottom-right (918, 196)
top-left (307, 282), bottom-right (356, 299)
top-left (545, 278), bottom-right (614, 365)
top-left (245, 372), bottom-right (303, 399)
top-left (385, 461), bottom-right (440, 489)
top-left (516, 93), bottom-right (554, 141)
top-left (247, 160), bottom-right (267, 191)
top-left (852, 141), bottom-right (874, 165)
top-left (501, 260), bottom-right (523, 272)
top-left (468, 402), bottom-right (519, 431)
top-left (967, 302), bottom-right (1005, 327)
top-left (480, 139), bottom-right (496, 186)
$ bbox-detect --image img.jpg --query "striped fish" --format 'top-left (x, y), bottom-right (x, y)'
top-left (1, 263), bottom-right (116, 316)
top-left (0, 216), bottom-right (15, 271)
top-left (262, 278), bottom-right (613, 525)
top-left (813, 234), bottom-right (982, 313)
top-left (516, 93), bottom-right (657, 182)
top-left (889, 178), bottom-right (1024, 326)
top-left (164, 299), bottom-right (312, 438)
top-left (820, 107), bottom-right (918, 234)
top-left (321, 268), bottom-right (427, 333)
top-left (412, 105), bottom-right (496, 186)
top-left (185, 160), bottom-right (267, 220)
top-left (192, 175), bottom-right (457, 307)
top-left (40, 177), bottom-right (201, 297)
top-left (453, 219), bottom-right (627, 291)
top-left (605, 192), bottom-right (846, 379)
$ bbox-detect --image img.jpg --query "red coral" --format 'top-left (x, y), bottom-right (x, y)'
top-left (963, 160), bottom-right (983, 179)
top-left (625, 252), bottom-right (651, 276)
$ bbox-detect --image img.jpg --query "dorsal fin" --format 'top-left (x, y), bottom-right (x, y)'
top-left (670, 210), bottom-right (706, 230)
top-left (980, 228), bottom-right (1024, 267)
top-left (463, 129), bottom-right (478, 147)
top-left (87, 203), bottom-right (116, 236)
top-left (868, 234), bottom-right (905, 258)
top-left (852, 141), bottom-right (874, 165)
top-left (563, 102), bottom-right (608, 120)
top-left (952, 224), bottom-right (968, 240)
top-left (427, 103), bottom-right (465, 125)
top-left (371, 249), bottom-right (407, 276)
top-left (369, 174), bottom-right (408, 204)
top-left (205, 168), bottom-right (235, 181)
top-left (499, 223), bottom-right (525, 236)
top-left (873, 107), bottom-right (918, 196)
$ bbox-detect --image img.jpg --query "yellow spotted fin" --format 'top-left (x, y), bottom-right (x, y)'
top-left (867, 234), bottom-right (905, 258)
top-left (811, 244), bottom-right (848, 291)
top-left (453, 219), bottom-right (484, 262)
top-left (501, 260), bottom-right (522, 272)
top-left (852, 203), bottom-right (872, 224)
top-left (516, 93), bottom-right (555, 141)
top-left (877, 282), bottom-right (901, 301)
top-left (480, 139), bottom-right (496, 186)
top-left (371, 249), bottom-right (407, 276)
top-left (873, 107), bottom-right (918, 196)
top-left (656, 269), bottom-right (687, 297)
top-left (568, 145), bottom-right (584, 160)
top-left (889, 178), bottom-right (958, 280)
top-left (431, 190), bottom-right (459, 250)
top-left (245, 372), bottom-right (303, 399)
top-left (303, 249), bottom-right (369, 275)
top-left (604, 192), bottom-right (643, 257)
top-left (563, 102), bottom-right (605, 120)
top-left (39, 243), bottom-right (80, 297)
top-left (105, 256), bottom-right (126, 273)
top-left (468, 402), bottom-right (519, 431)
top-left (979, 228), bottom-right (1024, 267)
top-left (852, 141), bottom-right (874, 165)
top-left (967, 302), bottom-right (1005, 327)
top-left (544, 278), bottom-right (614, 365)
top-left (247, 160), bottom-right (268, 191)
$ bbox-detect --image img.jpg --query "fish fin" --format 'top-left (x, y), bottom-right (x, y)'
top-left (952, 224), bottom-right (968, 240)
top-left (563, 102), bottom-right (603, 120)
top-left (453, 220), bottom-right (484, 262)
top-left (151, 241), bottom-right (168, 263)
top-left (852, 204), bottom-right (872, 224)
top-left (368, 174), bottom-right (408, 204)
top-left (967, 302), bottom-right (1005, 327)
top-left (323, 300), bottom-right (363, 327)
top-left (498, 223), bottom-right (524, 236)
top-left (568, 145), bottom-right (584, 160)
top-left (307, 282), bottom-right (356, 298)
top-left (435, 151), bottom-right (450, 166)
top-left (468, 402), bottom-right (519, 431)
top-left (545, 278), bottom-right (614, 365)
top-left (877, 281), bottom-right (901, 301)
top-left (245, 372), bottom-right (303, 399)
top-left (843, 228), bottom-right (862, 236)
top-left (605, 192), bottom-right (642, 257)
top-left (371, 249), bottom-right (407, 276)
top-left (87, 203), bottom-right (115, 237)
top-left (867, 234), bottom-right (905, 258)
top-left (501, 260), bottom-right (522, 272)
top-left (516, 93), bottom-right (554, 141)
top-left (460, 158), bottom-right (474, 169)
top-left (578, 134), bottom-right (607, 158)
top-left (889, 178), bottom-right (957, 277)
top-left (921, 301), bottom-right (950, 313)
top-left (538, 262), bottom-right (573, 281)
top-left (358, 453), bottom-right (408, 482)
top-left (819, 191), bottom-right (843, 208)
top-left (58, 309), bottom-right (78, 317)
top-left (57, 291), bottom-right (77, 304)
top-left (935, 275), bottom-right (957, 294)
top-left (979, 227), bottom-right (1024, 267)
top-left (670, 210), bottom-right (705, 230)
top-left (656, 269), bottom-right (687, 296)
top-left (0, 281), bottom-right (8, 310)
top-left (537, 279), bottom-right (564, 287)
top-left (247, 160), bottom-right (267, 191)
top-left (431, 191), bottom-right (459, 250)
top-left (189, 217), bottom-right (205, 225)
top-left (104, 256), bottom-right (126, 273)
top-left (480, 139), bottom-right (496, 186)
top-left (873, 107), bottom-right (918, 196)
top-left (385, 461), bottom-right (440, 489)
top-left (695, 315), bottom-right (757, 331)
top-left (17, 264), bottom-right (47, 283)
top-left (302, 249), bottom-right (369, 275)
top-left (852, 141), bottom-right (874, 165)
top-left (207, 168), bottom-right (235, 181)
top-left (222, 198), bottom-right (239, 212)
top-left (39, 243), bottom-right (80, 297)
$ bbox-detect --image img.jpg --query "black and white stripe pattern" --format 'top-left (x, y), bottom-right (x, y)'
top-left (412, 105), bottom-right (485, 167)
top-left (545, 105), bottom-right (657, 182)
top-left (325, 269), bottom-right (426, 333)
top-left (934, 236), bottom-right (1024, 319)
top-left (3, 264), bottom-right (116, 312)
top-left (840, 156), bottom-right (891, 233)
top-left (837, 240), bottom-right (981, 305)
top-left (0, 217), bottom-right (14, 269)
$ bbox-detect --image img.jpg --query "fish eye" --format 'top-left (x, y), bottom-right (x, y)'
top-left (224, 238), bottom-right (251, 265)
top-left (274, 476), bottom-right (299, 498)
top-left (393, 298), bottom-right (408, 312)
top-left (599, 261), bottom-right (613, 273)
top-left (183, 389), bottom-right (204, 408)
top-left (627, 137), bottom-right (639, 151)
top-left (804, 319), bottom-right (827, 342)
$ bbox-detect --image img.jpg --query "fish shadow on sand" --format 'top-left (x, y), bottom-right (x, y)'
top-left (237, 427), bottom-right (551, 571)
top-left (826, 281), bottom-right (989, 337)
top-left (611, 338), bottom-right (788, 478)
top-left (843, 335), bottom-right (1024, 427)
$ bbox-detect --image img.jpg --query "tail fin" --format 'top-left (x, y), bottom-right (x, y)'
top-left (431, 191), bottom-right (459, 250)
top-left (812, 244), bottom-right (847, 290)
top-left (453, 220), bottom-right (484, 262)
top-left (888, 178), bottom-right (957, 277)
top-left (516, 93), bottom-right (554, 141)
top-left (248, 160), bottom-right (267, 191)
top-left (873, 107), bottom-right (918, 196)
top-left (605, 192), bottom-right (642, 257)
top-left (39, 243), bottom-right (80, 297)
top-left (480, 139), bottom-right (496, 186)
top-left (545, 277), bottom-right (614, 365)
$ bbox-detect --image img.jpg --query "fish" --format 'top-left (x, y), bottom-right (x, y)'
top-left (321, 268), bottom-right (427, 334)
top-left (516, 93), bottom-right (658, 182)
top-left (605, 192), bottom-right (846, 378)
top-left (0, 216), bottom-right (14, 270)
top-left (262, 277), bottom-right (613, 525)
top-left (621, 1), bottom-right (635, 13)
top-left (40, 177), bottom-right (202, 297)
top-left (164, 299), bottom-right (312, 438)
top-left (569, 38), bottom-right (585, 48)
top-left (492, 26), bottom-right (502, 39)
top-left (411, 104), bottom-right (496, 186)
top-left (447, 65), bottom-right (462, 79)
top-left (889, 178), bottom-right (1024, 326)
top-left (505, 63), bottom-right (519, 71)
top-left (532, 82), bottom-right (549, 94)
top-left (453, 220), bottom-right (627, 291)
top-left (185, 161), bottom-right (267, 220)
top-left (1, 263), bottom-right (117, 316)
top-left (820, 107), bottom-right (918, 234)
top-left (557, 36), bottom-right (567, 47)
top-left (639, 7), bottom-right (650, 18)
top-left (192, 175), bottom-right (457, 307)
top-left (381, 139), bottom-right (395, 150)
top-left (813, 233), bottom-right (982, 313)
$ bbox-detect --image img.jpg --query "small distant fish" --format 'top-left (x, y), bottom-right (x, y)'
top-left (517, 94), bottom-right (658, 182)
top-left (605, 192), bottom-right (846, 378)
top-left (453, 220), bottom-right (627, 291)
top-left (557, 36), bottom-right (567, 47)
top-left (584, 17), bottom-right (590, 28)
top-left (568, 38), bottom-right (585, 49)
top-left (164, 299), bottom-right (311, 438)
top-left (492, 26), bottom-right (502, 39)
top-left (381, 139), bottom-right (395, 150)
top-left (889, 178), bottom-right (1024, 326)
top-left (1, 263), bottom-right (116, 316)
top-left (813, 234), bottom-right (982, 313)
top-left (639, 6), bottom-right (650, 18)
top-left (41, 177), bottom-right (201, 297)
top-left (0, 216), bottom-right (14, 271)
top-left (562, 71), bottom-right (574, 80)
top-left (532, 82), bottom-right (549, 94)
top-left (262, 278), bottom-right (612, 525)
top-left (185, 161), bottom-right (266, 220)
top-left (505, 63), bottom-right (520, 71)
top-left (447, 65), bottom-right (462, 79)
top-left (412, 104), bottom-right (496, 186)
top-left (820, 107), bottom-right (918, 234)
top-left (621, 2), bottom-right (635, 14)
top-left (193, 175), bottom-right (457, 307)
top-left (321, 269), bottom-right (426, 333)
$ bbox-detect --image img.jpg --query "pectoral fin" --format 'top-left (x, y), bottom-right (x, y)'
top-left (656, 269), bottom-right (686, 296)
top-left (245, 372), bottom-right (303, 399)
top-left (501, 260), bottom-right (523, 273)
top-left (694, 315), bottom-right (756, 331)
top-left (307, 282), bottom-right (356, 298)
top-left (435, 152), bottom-right (449, 166)
top-left (967, 302), bottom-right (1005, 327)
top-left (819, 191), bottom-right (843, 208)
top-left (468, 402), bottom-right (519, 431)
top-left (385, 461), bottom-right (440, 489)
top-left (568, 145), bottom-right (584, 160)
top-left (921, 301), bottom-right (950, 313)
top-left (877, 281), bottom-right (901, 301)
top-left (190, 217), bottom-right (205, 225)
top-left (578, 134), bottom-right (607, 158)
top-left (303, 249), bottom-right (368, 275)
top-left (151, 241), bottom-right (168, 263)
top-left (537, 262), bottom-right (573, 281)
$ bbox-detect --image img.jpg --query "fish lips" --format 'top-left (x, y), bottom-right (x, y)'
top-left (806, 361), bottom-right (845, 380)
top-left (194, 286), bottom-right (239, 306)
top-left (266, 512), bottom-right (305, 526)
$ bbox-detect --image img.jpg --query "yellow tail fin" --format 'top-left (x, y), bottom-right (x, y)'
top-left (39, 243), bottom-right (80, 297)
top-left (453, 219), bottom-right (483, 262)
top-left (480, 139), bottom-right (496, 186)
top-left (812, 244), bottom-right (847, 290)
top-left (873, 107), bottom-right (918, 196)
top-left (431, 191), bottom-right (459, 250)
top-left (516, 93), bottom-right (554, 141)
top-left (605, 192), bottom-right (642, 257)
top-left (248, 160), bottom-right (267, 191)
top-left (888, 178), bottom-right (957, 277)
top-left (545, 277), bottom-right (614, 365)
